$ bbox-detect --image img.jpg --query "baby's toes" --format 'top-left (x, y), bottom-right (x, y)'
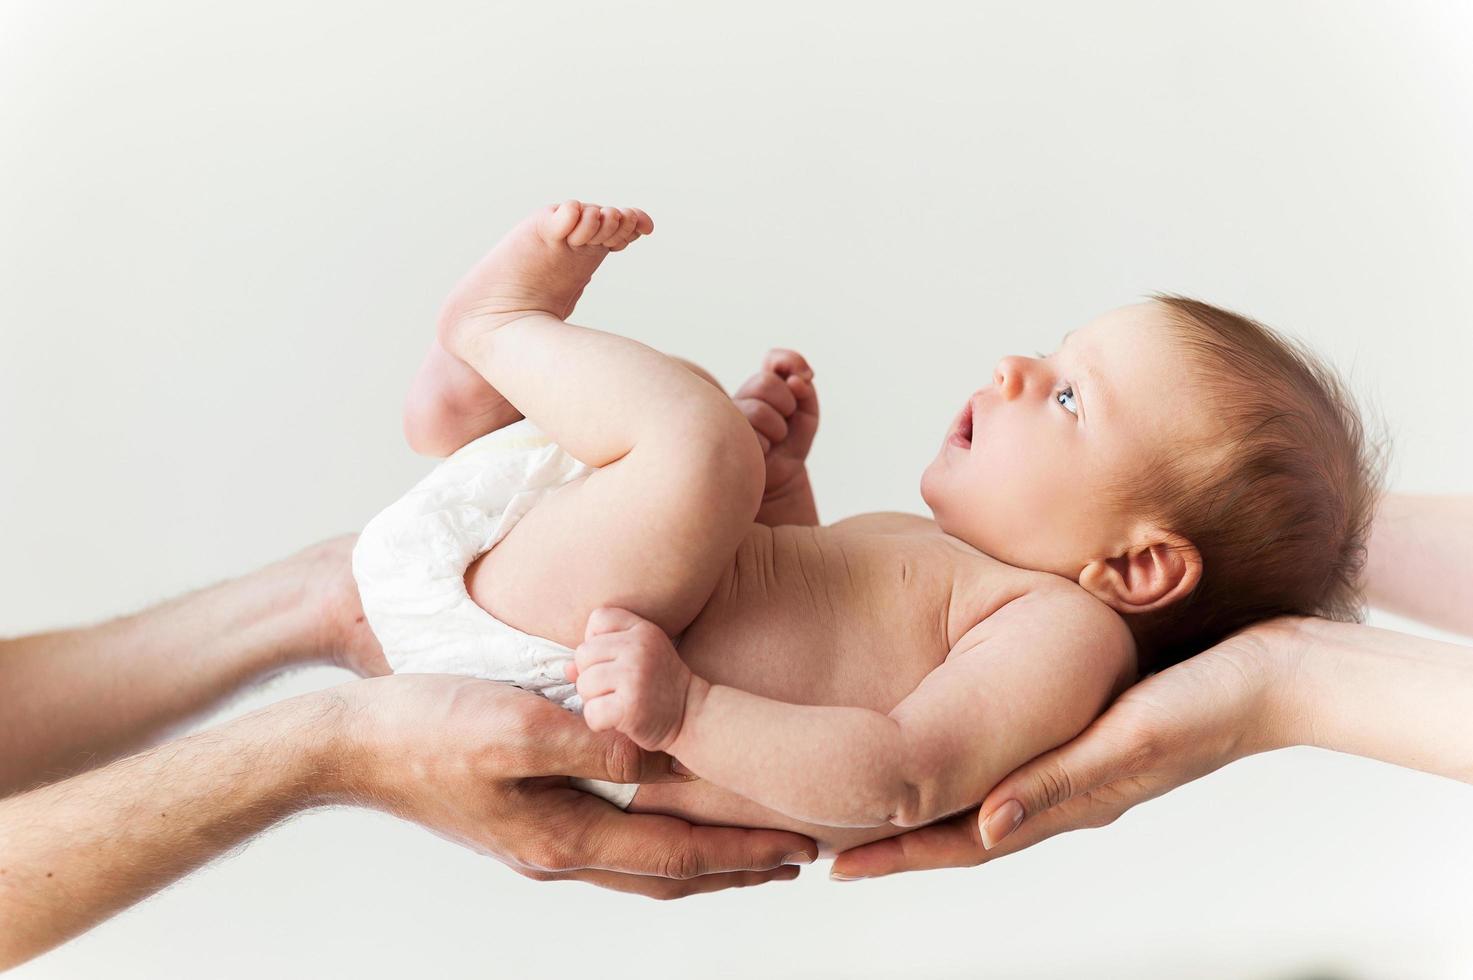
top-left (606, 208), bottom-right (641, 251)
top-left (586, 206), bottom-right (623, 247)
top-left (566, 203), bottom-right (605, 247)
top-left (541, 200), bottom-right (584, 243)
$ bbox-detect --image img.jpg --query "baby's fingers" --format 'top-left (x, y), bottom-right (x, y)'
top-left (785, 373), bottom-right (819, 418)
top-left (762, 349), bottom-right (814, 381)
top-left (582, 693), bottom-right (624, 733)
top-left (734, 371), bottom-right (799, 416)
top-left (736, 398), bottom-right (789, 451)
top-left (575, 636), bottom-right (621, 672)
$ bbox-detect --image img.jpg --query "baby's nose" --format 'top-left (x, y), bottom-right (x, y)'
top-left (993, 356), bottom-right (1031, 399)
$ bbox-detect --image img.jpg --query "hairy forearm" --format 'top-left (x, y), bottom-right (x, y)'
top-left (1364, 493), bottom-right (1473, 637)
top-left (0, 546), bottom-right (334, 796)
top-left (1284, 618), bottom-right (1473, 782)
top-left (670, 679), bottom-right (910, 828)
top-left (0, 691), bottom-right (342, 969)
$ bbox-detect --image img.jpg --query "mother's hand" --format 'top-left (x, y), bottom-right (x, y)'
top-left (334, 674), bottom-right (817, 898)
top-left (829, 619), bottom-right (1308, 879)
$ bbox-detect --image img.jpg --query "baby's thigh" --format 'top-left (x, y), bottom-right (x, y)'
top-left (467, 425), bottom-right (764, 649)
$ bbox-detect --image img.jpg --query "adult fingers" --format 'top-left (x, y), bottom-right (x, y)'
top-left (551, 790), bottom-right (818, 878)
top-left (829, 792), bottom-right (1120, 880)
top-left (509, 694), bottom-right (687, 783)
top-left (526, 864), bottom-right (801, 900)
top-left (974, 716), bottom-right (1148, 850)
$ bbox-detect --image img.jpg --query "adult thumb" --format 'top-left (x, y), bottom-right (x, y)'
top-left (975, 729), bottom-right (1120, 850)
top-left (526, 698), bottom-right (692, 784)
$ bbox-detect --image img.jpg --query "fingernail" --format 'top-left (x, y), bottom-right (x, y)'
top-left (783, 851), bottom-right (814, 866)
top-left (980, 799), bottom-right (1024, 850)
top-left (829, 871), bottom-right (867, 882)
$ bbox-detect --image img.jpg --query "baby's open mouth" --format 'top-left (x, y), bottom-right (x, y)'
top-left (949, 400), bottom-right (974, 449)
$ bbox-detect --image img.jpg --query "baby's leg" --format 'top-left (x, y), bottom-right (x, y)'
top-left (403, 341), bottom-right (523, 457)
top-left (446, 201), bottom-right (764, 649)
top-left (404, 215), bottom-right (722, 458)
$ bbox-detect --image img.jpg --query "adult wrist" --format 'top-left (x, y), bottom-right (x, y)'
top-left (1256, 617), bottom-right (1339, 752)
top-left (262, 687), bottom-right (361, 809)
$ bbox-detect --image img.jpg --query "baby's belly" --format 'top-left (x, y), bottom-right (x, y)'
top-left (629, 524), bottom-right (955, 854)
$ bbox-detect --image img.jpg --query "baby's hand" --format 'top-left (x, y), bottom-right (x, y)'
top-left (732, 349), bottom-right (819, 498)
top-left (568, 607), bottom-right (694, 753)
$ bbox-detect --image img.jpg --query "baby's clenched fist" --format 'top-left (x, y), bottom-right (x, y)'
top-left (568, 607), bottom-right (694, 753)
top-left (733, 349), bottom-right (819, 496)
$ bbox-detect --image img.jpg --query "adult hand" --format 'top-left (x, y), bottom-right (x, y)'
top-left (293, 534), bottom-right (392, 678)
top-left (335, 674), bottom-right (817, 898)
top-left (829, 619), bottom-right (1306, 879)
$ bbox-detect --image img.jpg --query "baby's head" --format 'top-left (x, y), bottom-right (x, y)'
top-left (921, 295), bottom-right (1383, 670)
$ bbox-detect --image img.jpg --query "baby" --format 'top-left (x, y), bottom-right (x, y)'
top-left (354, 200), bottom-right (1378, 853)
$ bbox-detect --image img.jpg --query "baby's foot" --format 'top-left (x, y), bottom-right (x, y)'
top-left (437, 200), bottom-right (654, 356)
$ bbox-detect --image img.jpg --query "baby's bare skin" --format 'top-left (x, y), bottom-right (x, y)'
top-left (616, 519), bottom-right (1104, 852)
top-left (433, 201), bottom-right (1136, 854)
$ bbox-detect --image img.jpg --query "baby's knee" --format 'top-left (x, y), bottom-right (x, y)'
top-left (664, 398), bottom-right (765, 520)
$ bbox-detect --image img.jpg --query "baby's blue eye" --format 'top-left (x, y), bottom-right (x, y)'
top-left (1056, 384), bottom-right (1079, 416)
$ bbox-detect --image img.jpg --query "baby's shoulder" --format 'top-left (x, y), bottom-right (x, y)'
top-left (960, 574), bottom-right (1137, 681)
top-left (826, 510), bottom-right (942, 536)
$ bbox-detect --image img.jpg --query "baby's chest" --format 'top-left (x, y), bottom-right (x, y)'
top-left (677, 525), bottom-right (958, 712)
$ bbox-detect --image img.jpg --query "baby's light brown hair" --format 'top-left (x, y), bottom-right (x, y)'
top-left (1122, 294), bottom-right (1386, 672)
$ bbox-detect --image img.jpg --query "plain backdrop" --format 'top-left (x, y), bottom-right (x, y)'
top-left (3, 2), bottom-right (1471, 977)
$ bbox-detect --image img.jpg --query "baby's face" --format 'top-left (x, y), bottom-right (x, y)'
top-left (920, 302), bottom-right (1215, 577)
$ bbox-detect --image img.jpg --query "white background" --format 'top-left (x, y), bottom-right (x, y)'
top-left (3, 2), bottom-right (1471, 977)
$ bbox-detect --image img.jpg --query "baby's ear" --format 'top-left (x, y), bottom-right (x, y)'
top-left (1078, 528), bottom-right (1201, 614)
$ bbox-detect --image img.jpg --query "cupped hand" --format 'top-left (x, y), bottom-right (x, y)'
top-left (829, 619), bottom-right (1308, 880)
top-left (732, 349), bottom-right (819, 497)
top-left (293, 534), bottom-right (393, 679)
top-left (334, 674), bottom-right (817, 898)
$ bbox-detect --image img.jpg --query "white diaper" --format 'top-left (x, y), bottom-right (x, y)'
top-left (351, 418), bottom-right (637, 808)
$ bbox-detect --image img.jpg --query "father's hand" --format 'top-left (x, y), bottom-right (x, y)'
top-left (829, 621), bottom-right (1307, 880)
top-left (335, 674), bottom-right (817, 898)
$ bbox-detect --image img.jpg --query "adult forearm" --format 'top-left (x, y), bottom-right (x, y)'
top-left (0, 542), bottom-right (341, 795)
top-left (0, 691), bottom-right (342, 969)
top-left (1364, 493), bottom-right (1473, 637)
top-left (1285, 618), bottom-right (1473, 782)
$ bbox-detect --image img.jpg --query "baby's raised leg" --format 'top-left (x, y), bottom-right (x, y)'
top-left (403, 342), bottom-right (523, 457)
top-left (446, 201), bottom-right (763, 648)
top-left (402, 201), bottom-right (646, 457)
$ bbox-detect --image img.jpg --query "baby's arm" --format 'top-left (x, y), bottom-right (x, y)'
top-left (571, 590), bottom-right (1135, 829)
top-left (732, 350), bottom-right (821, 527)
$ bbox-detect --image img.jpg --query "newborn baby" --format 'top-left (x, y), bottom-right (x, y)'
top-left (354, 200), bottom-right (1377, 853)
